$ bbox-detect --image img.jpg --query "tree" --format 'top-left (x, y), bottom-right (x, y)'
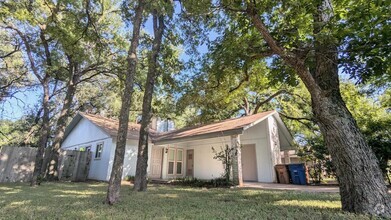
top-left (180, 0), bottom-right (390, 216)
top-left (1, 21), bottom-right (53, 186)
top-left (242, 1), bottom-right (390, 216)
top-left (43, 0), bottom-right (121, 180)
top-left (1, 0), bottom-right (121, 184)
top-left (133, 6), bottom-right (166, 191)
top-left (106, 0), bottom-right (145, 205)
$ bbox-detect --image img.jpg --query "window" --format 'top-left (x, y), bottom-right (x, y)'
top-left (167, 148), bottom-right (183, 175)
top-left (168, 149), bottom-right (175, 175)
top-left (95, 143), bottom-right (103, 159)
top-left (176, 149), bottom-right (183, 175)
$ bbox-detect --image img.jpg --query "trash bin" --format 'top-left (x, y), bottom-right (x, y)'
top-left (275, 164), bottom-right (290, 184)
top-left (288, 163), bottom-right (307, 185)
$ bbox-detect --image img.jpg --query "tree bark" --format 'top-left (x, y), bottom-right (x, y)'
top-left (310, 1), bottom-right (390, 216)
top-left (31, 29), bottom-right (52, 186)
top-left (231, 134), bottom-right (243, 186)
top-left (245, 0), bottom-right (391, 216)
top-left (45, 59), bottom-right (80, 181)
top-left (31, 76), bottom-right (50, 186)
top-left (133, 10), bottom-right (165, 192)
top-left (105, 0), bottom-right (145, 205)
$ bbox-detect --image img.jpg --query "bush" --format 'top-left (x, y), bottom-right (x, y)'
top-left (170, 177), bottom-right (233, 188)
top-left (124, 175), bottom-right (135, 182)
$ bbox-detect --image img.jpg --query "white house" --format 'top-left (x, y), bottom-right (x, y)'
top-left (61, 110), bottom-right (293, 183)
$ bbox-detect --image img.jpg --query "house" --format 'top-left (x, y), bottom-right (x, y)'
top-left (61, 110), bottom-right (293, 183)
top-left (281, 150), bottom-right (303, 164)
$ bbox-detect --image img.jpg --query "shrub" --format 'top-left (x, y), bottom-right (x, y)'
top-left (170, 177), bottom-right (233, 188)
top-left (124, 175), bottom-right (135, 182)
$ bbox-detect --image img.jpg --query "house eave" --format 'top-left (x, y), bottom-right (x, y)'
top-left (153, 128), bottom-right (244, 145)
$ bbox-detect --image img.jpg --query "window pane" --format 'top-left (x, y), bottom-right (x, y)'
top-left (177, 150), bottom-right (183, 161)
top-left (168, 162), bottom-right (174, 174)
top-left (95, 144), bottom-right (103, 158)
top-left (176, 162), bottom-right (182, 174)
top-left (168, 149), bottom-right (175, 161)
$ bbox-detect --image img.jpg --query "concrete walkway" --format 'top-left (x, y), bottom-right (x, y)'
top-left (243, 182), bottom-right (340, 193)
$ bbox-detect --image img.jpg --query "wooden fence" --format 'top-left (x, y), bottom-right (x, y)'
top-left (0, 146), bottom-right (91, 183)
top-left (0, 146), bottom-right (37, 183)
top-left (58, 150), bottom-right (91, 182)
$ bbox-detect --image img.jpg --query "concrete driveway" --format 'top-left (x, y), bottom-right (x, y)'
top-left (243, 182), bottom-right (339, 193)
top-left (244, 182), bottom-right (391, 194)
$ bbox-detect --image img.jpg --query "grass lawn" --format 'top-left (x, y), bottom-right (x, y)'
top-left (0, 182), bottom-right (376, 220)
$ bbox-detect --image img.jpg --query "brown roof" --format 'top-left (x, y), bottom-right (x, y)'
top-left (79, 113), bottom-right (142, 140)
top-left (71, 110), bottom-right (277, 143)
top-left (154, 110), bottom-right (276, 143)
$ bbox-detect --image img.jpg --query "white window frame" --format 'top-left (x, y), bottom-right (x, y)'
top-left (176, 149), bottom-right (183, 175)
top-left (167, 147), bottom-right (183, 176)
top-left (168, 148), bottom-right (175, 175)
top-left (95, 142), bottom-right (104, 159)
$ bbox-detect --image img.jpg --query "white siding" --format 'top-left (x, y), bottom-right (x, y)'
top-left (88, 138), bottom-right (113, 181)
top-left (159, 137), bottom-right (231, 180)
top-left (267, 116), bottom-right (282, 181)
top-left (61, 118), bottom-right (110, 148)
top-left (107, 139), bottom-right (153, 181)
top-left (157, 118), bottom-right (279, 183)
top-left (242, 120), bottom-right (275, 182)
top-left (61, 118), bottom-right (113, 181)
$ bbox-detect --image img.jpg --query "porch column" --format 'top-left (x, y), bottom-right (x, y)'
top-left (231, 134), bottom-right (243, 187)
top-left (284, 150), bottom-right (291, 164)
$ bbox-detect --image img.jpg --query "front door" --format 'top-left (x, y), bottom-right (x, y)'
top-left (150, 147), bottom-right (163, 179)
top-left (186, 150), bottom-right (194, 177)
top-left (242, 144), bottom-right (258, 181)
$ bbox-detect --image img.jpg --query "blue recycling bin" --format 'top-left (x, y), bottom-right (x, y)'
top-left (288, 163), bottom-right (307, 185)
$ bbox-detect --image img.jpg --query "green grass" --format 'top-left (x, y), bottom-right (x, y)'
top-left (0, 182), bottom-right (375, 219)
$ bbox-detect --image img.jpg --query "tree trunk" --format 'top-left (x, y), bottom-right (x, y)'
top-left (45, 62), bottom-right (80, 181)
top-left (245, 0), bottom-right (391, 216)
top-left (312, 91), bottom-right (391, 216)
top-left (105, 0), bottom-right (145, 205)
top-left (309, 1), bottom-right (391, 216)
top-left (133, 11), bottom-right (165, 192)
top-left (31, 77), bottom-right (50, 186)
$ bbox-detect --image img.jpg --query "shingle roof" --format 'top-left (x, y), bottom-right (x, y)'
top-left (68, 110), bottom-right (279, 143)
top-left (154, 110), bottom-right (276, 143)
top-left (79, 113), bottom-right (143, 140)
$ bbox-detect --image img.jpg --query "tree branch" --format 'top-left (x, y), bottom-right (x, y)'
top-left (279, 112), bottom-right (314, 130)
top-left (245, 3), bottom-right (321, 95)
top-left (253, 89), bottom-right (287, 114)
top-left (4, 25), bottom-right (42, 83)
top-left (0, 44), bottom-right (20, 59)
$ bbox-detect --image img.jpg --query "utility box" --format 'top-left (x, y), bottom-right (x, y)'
top-left (275, 164), bottom-right (290, 184)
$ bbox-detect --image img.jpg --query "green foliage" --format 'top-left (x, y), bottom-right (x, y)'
top-left (336, 1), bottom-right (391, 85)
top-left (170, 177), bottom-right (233, 188)
top-left (297, 136), bottom-right (334, 184)
top-left (124, 175), bottom-right (135, 182)
top-left (0, 113), bottom-right (40, 147)
top-left (212, 145), bottom-right (235, 185)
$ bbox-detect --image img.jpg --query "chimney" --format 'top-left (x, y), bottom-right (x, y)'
top-left (150, 117), bottom-right (158, 130)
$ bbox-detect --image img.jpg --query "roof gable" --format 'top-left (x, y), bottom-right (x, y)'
top-left (63, 113), bottom-right (141, 142)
